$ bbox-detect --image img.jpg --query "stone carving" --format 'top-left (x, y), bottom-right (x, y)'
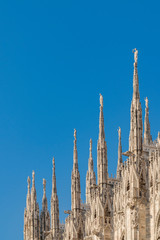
top-left (100, 93), bottom-right (103, 107)
top-left (145, 97), bottom-right (148, 108)
top-left (131, 209), bottom-right (138, 229)
top-left (133, 48), bottom-right (138, 63)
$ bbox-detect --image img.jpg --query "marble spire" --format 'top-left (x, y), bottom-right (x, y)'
top-left (129, 48), bottom-right (143, 157)
top-left (24, 177), bottom-right (31, 240)
top-left (42, 179), bottom-right (48, 211)
top-left (71, 129), bottom-right (81, 218)
top-left (26, 176), bottom-right (31, 211)
top-left (31, 171), bottom-right (36, 207)
top-left (97, 94), bottom-right (108, 202)
top-left (117, 127), bottom-right (122, 179)
top-left (51, 157), bottom-right (59, 240)
top-left (40, 179), bottom-right (50, 240)
top-left (30, 171), bottom-right (40, 240)
top-left (73, 129), bottom-right (78, 169)
top-left (144, 97), bottom-right (152, 145)
top-left (86, 139), bottom-right (96, 204)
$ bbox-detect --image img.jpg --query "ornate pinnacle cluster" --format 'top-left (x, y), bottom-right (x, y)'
top-left (24, 171), bottom-right (40, 240)
top-left (24, 49), bottom-right (157, 240)
top-left (24, 159), bottom-right (60, 240)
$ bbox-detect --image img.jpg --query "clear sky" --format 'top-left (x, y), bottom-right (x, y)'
top-left (0, 1), bottom-right (160, 239)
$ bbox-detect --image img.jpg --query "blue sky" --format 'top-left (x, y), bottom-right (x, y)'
top-left (0, 1), bottom-right (160, 239)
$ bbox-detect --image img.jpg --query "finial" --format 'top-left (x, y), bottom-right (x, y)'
top-left (100, 94), bottom-right (103, 107)
top-left (27, 176), bottom-right (31, 188)
top-left (90, 139), bottom-right (92, 152)
top-left (74, 129), bottom-right (77, 141)
top-left (132, 48), bottom-right (138, 64)
top-left (118, 127), bottom-right (121, 139)
top-left (32, 170), bottom-right (35, 182)
top-left (43, 178), bottom-right (46, 193)
top-left (52, 157), bottom-right (55, 167)
top-left (145, 97), bottom-right (148, 108)
top-left (89, 138), bottom-right (92, 159)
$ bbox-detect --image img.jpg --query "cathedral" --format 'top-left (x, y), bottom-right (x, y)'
top-left (23, 49), bottom-right (160, 240)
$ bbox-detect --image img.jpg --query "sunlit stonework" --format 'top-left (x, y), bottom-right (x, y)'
top-left (24, 49), bottom-right (160, 240)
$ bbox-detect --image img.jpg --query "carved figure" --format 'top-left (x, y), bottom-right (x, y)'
top-left (133, 48), bottom-right (138, 63)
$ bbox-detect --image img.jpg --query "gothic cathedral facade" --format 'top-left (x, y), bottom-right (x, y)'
top-left (23, 49), bottom-right (160, 240)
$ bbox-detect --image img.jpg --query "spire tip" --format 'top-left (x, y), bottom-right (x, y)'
top-left (118, 127), bottom-right (121, 138)
top-left (27, 176), bottom-right (31, 185)
top-left (52, 157), bottom-right (55, 166)
top-left (100, 94), bottom-right (103, 107)
top-left (43, 178), bottom-right (46, 191)
top-left (74, 129), bottom-right (77, 141)
top-left (32, 170), bottom-right (35, 180)
top-left (145, 97), bottom-right (148, 108)
top-left (132, 48), bottom-right (138, 65)
top-left (90, 138), bottom-right (92, 151)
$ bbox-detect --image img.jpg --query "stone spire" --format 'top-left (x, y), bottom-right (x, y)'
top-left (26, 176), bottom-right (31, 211)
top-left (51, 157), bottom-right (59, 240)
top-left (86, 139), bottom-right (96, 204)
top-left (24, 177), bottom-right (31, 240)
top-left (42, 179), bottom-right (47, 210)
top-left (73, 128), bottom-right (78, 169)
top-left (97, 94), bottom-right (108, 202)
top-left (117, 127), bottom-right (122, 179)
top-left (71, 129), bottom-right (81, 218)
top-left (144, 97), bottom-right (152, 145)
top-left (129, 49), bottom-right (143, 157)
top-left (31, 171), bottom-right (36, 207)
top-left (30, 171), bottom-right (40, 240)
top-left (40, 179), bottom-right (50, 240)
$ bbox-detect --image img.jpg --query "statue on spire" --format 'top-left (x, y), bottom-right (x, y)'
top-left (145, 97), bottom-right (149, 108)
top-left (74, 129), bottom-right (77, 141)
top-left (32, 171), bottom-right (35, 187)
top-left (133, 48), bottom-right (138, 64)
top-left (52, 157), bottom-right (55, 167)
top-left (32, 170), bottom-right (35, 180)
top-left (118, 127), bottom-right (121, 140)
top-left (100, 94), bottom-right (103, 107)
top-left (27, 176), bottom-right (31, 188)
top-left (43, 179), bottom-right (46, 194)
top-left (90, 139), bottom-right (92, 152)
